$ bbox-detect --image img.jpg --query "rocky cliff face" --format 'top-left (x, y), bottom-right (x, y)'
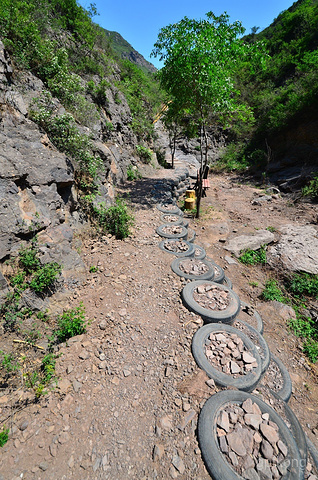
top-left (0, 40), bottom-right (139, 289)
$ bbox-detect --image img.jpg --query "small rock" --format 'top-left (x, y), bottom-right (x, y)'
top-left (160, 415), bottom-right (173, 430)
top-left (227, 432), bottom-right (247, 456)
top-left (217, 411), bottom-right (230, 432)
top-left (49, 443), bottom-right (57, 457)
top-left (99, 320), bottom-right (107, 330)
top-left (245, 414), bottom-right (262, 430)
top-left (39, 461), bottom-right (49, 471)
top-left (172, 454), bottom-right (185, 474)
top-left (260, 422), bottom-right (280, 445)
top-left (243, 468), bottom-right (261, 480)
top-left (277, 440), bottom-right (288, 457)
top-left (261, 440), bottom-right (274, 460)
top-left (230, 361), bottom-right (241, 374)
top-left (19, 420), bottom-right (29, 431)
top-left (243, 352), bottom-right (257, 364)
top-left (153, 444), bottom-right (164, 461)
top-left (79, 350), bottom-right (90, 360)
top-left (123, 369), bottom-right (131, 377)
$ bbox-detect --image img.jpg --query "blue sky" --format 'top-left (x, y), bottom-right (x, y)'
top-left (79, 0), bottom-right (295, 69)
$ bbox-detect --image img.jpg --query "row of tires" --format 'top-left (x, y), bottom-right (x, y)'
top-left (155, 201), bottom-right (318, 480)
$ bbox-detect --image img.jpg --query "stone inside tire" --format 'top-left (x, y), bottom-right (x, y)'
top-left (171, 257), bottom-right (215, 281)
top-left (239, 301), bottom-right (264, 334)
top-left (182, 280), bottom-right (241, 324)
top-left (160, 213), bottom-right (183, 226)
top-left (158, 239), bottom-right (195, 257)
top-left (233, 318), bottom-right (271, 375)
top-left (156, 203), bottom-right (183, 215)
top-left (192, 323), bottom-right (262, 392)
top-left (260, 353), bottom-right (292, 403)
top-left (198, 390), bottom-right (303, 480)
top-left (156, 224), bottom-right (188, 240)
top-left (206, 257), bottom-right (225, 284)
top-left (192, 244), bottom-right (206, 260)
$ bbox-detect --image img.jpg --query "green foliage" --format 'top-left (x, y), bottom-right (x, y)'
top-left (302, 174), bottom-right (318, 200)
top-left (117, 60), bottom-right (163, 141)
top-left (239, 246), bottom-right (267, 265)
top-left (289, 312), bottom-right (318, 363)
top-left (127, 165), bottom-right (142, 181)
top-left (93, 198), bottom-right (134, 239)
top-left (18, 245), bottom-right (40, 273)
top-left (0, 350), bottom-right (19, 373)
top-left (41, 354), bottom-right (57, 383)
top-left (287, 272), bottom-right (318, 299)
top-left (89, 265), bottom-right (98, 273)
top-left (303, 338), bottom-right (318, 363)
top-left (54, 303), bottom-right (88, 343)
top-left (30, 92), bottom-right (103, 184)
top-left (29, 262), bottom-right (61, 293)
top-left (0, 427), bottom-right (9, 448)
top-left (266, 226), bottom-right (276, 233)
top-left (261, 279), bottom-right (286, 302)
top-left (136, 145), bottom-right (152, 164)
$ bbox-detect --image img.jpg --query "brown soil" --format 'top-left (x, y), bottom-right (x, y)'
top-left (0, 169), bottom-right (317, 480)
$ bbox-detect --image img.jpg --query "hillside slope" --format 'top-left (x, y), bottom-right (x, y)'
top-left (221, 0), bottom-right (318, 190)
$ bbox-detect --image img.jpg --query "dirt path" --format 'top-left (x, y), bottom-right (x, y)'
top-left (0, 167), bottom-right (317, 480)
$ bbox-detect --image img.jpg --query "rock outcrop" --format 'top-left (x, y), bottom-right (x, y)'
top-left (0, 39), bottom-right (140, 293)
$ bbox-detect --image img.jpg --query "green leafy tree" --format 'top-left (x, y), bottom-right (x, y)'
top-left (152, 12), bottom-right (266, 217)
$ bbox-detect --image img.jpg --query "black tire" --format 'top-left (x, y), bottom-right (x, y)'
top-left (187, 228), bottom-right (196, 243)
top-left (253, 386), bottom-right (307, 470)
top-left (160, 214), bottom-right (183, 226)
top-left (222, 276), bottom-right (233, 289)
top-left (192, 323), bottom-right (262, 391)
top-left (182, 280), bottom-right (241, 324)
top-left (233, 319), bottom-right (271, 375)
top-left (306, 434), bottom-right (318, 471)
top-left (171, 258), bottom-right (215, 281)
top-left (156, 203), bottom-right (183, 215)
top-left (182, 218), bottom-right (189, 228)
top-left (192, 244), bottom-right (206, 260)
top-left (261, 353), bottom-right (293, 403)
top-left (156, 224), bottom-right (188, 240)
top-left (198, 390), bottom-right (303, 480)
top-left (205, 257), bottom-right (225, 284)
top-left (239, 301), bottom-right (264, 334)
top-left (158, 239), bottom-right (195, 257)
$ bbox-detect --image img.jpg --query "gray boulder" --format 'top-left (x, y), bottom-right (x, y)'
top-left (225, 230), bottom-right (275, 257)
top-left (268, 224), bottom-right (318, 274)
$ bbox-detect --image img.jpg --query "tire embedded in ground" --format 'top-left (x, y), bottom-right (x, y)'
top-left (156, 203), bottom-right (183, 215)
top-left (260, 353), bottom-right (292, 403)
top-left (205, 257), bottom-right (225, 284)
top-left (192, 244), bottom-right (206, 260)
top-left (192, 323), bottom-right (262, 392)
top-left (222, 276), bottom-right (233, 289)
top-left (158, 239), bottom-right (195, 257)
top-left (187, 227), bottom-right (196, 243)
top-left (198, 390), bottom-right (303, 480)
top-left (240, 301), bottom-right (264, 334)
top-left (254, 385), bottom-right (307, 472)
top-left (160, 213), bottom-right (183, 226)
top-left (182, 280), bottom-right (240, 324)
top-left (156, 224), bottom-right (188, 240)
top-left (171, 257), bottom-right (215, 281)
top-left (233, 318), bottom-right (271, 375)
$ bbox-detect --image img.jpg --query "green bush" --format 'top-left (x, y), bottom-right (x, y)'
top-left (136, 145), bottom-right (152, 164)
top-left (54, 303), bottom-right (88, 342)
top-left (0, 427), bottom-right (9, 448)
top-left (19, 245), bottom-right (40, 273)
top-left (302, 174), bottom-right (318, 200)
top-left (29, 262), bottom-right (61, 293)
top-left (93, 198), bottom-right (134, 239)
top-left (287, 272), bottom-right (318, 299)
top-left (239, 246), bottom-right (267, 265)
top-left (127, 165), bottom-right (142, 181)
top-left (261, 279), bottom-right (286, 302)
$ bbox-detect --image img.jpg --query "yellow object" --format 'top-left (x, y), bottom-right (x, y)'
top-left (185, 198), bottom-right (195, 210)
top-left (185, 189), bottom-right (196, 199)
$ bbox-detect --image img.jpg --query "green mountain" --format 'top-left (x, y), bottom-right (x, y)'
top-left (103, 29), bottom-right (157, 74)
top-left (220, 0), bottom-right (318, 185)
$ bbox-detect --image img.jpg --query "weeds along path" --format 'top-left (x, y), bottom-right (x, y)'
top-left (1, 167), bottom-right (318, 479)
